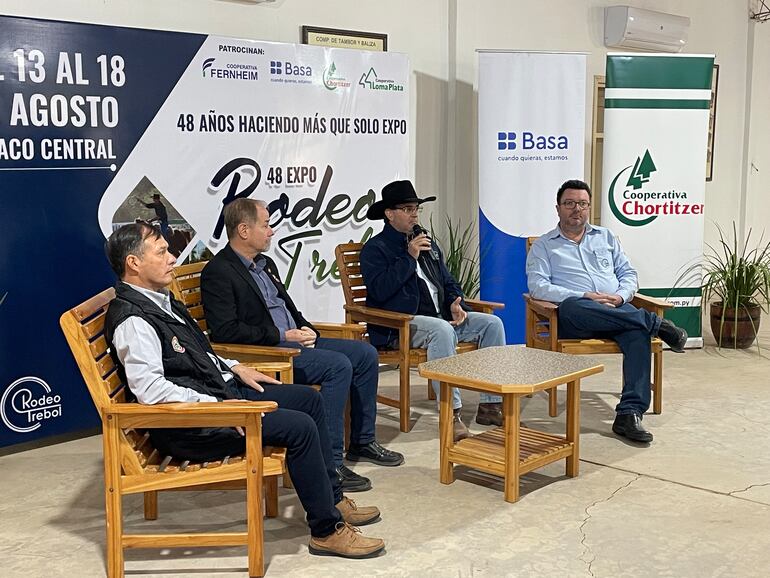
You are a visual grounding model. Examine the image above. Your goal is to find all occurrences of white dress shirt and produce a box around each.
[111,282,239,404]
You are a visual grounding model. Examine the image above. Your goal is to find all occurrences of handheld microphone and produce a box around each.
[411,225,439,261]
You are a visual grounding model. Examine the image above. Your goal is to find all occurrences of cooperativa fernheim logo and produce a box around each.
[607,149,704,227]
[202,57,259,81]
[1,376,62,433]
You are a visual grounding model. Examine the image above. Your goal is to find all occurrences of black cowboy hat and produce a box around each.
[366,180,436,220]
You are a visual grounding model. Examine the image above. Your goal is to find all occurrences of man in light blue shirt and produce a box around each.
[526,179,687,443]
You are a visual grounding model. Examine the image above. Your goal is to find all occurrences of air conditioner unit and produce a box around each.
[604,6,690,53]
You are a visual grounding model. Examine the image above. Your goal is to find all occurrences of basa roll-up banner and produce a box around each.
[601,53,714,346]
[0,15,409,449]
[478,51,586,343]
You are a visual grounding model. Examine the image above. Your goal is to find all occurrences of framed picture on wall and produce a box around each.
[301,26,387,51]
[706,64,719,182]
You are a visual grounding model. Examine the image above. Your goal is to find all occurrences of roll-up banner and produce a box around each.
[478,51,587,343]
[0,14,409,449]
[601,53,714,346]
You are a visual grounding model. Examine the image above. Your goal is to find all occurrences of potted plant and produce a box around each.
[677,222,770,349]
[430,216,481,298]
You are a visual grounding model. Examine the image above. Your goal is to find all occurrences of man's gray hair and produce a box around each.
[224,198,268,239]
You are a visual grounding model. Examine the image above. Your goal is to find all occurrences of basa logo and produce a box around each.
[1,376,62,433]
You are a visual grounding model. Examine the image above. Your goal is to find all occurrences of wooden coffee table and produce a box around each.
[419,345,604,502]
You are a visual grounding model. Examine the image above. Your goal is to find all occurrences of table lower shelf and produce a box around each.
[446,427,574,477]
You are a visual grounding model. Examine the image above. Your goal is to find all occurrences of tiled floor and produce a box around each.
[2,328,769,577]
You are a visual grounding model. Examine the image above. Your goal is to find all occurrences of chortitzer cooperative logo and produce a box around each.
[202,57,259,81]
[608,148,704,227]
[1,376,62,433]
[358,68,404,92]
[323,62,351,91]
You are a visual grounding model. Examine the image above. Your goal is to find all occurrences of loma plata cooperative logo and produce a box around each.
[202,57,258,81]
[358,67,404,92]
[1,376,62,434]
[607,149,704,227]
[323,62,351,90]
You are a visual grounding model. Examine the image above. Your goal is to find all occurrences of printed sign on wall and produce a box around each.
[0,15,409,449]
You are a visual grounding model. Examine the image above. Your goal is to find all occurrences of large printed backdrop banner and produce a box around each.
[477,51,586,343]
[0,15,409,449]
[601,53,714,343]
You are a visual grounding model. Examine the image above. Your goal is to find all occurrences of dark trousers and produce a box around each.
[557,297,662,416]
[149,382,343,537]
[281,337,378,466]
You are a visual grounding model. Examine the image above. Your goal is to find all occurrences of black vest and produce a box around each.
[104,282,237,401]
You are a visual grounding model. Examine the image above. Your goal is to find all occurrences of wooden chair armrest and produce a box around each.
[108,401,278,429]
[465,298,505,313]
[523,293,559,318]
[344,304,413,329]
[211,343,301,361]
[312,322,367,340]
[631,294,674,313]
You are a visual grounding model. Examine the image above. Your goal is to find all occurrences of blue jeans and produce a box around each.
[557,297,662,416]
[282,337,378,467]
[409,311,505,409]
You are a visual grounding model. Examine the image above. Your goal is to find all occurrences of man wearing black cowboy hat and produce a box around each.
[360,180,506,441]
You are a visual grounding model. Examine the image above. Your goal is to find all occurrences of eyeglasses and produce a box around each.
[392,205,423,215]
[560,200,591,210]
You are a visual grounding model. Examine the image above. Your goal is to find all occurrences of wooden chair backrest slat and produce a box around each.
[60,288,120,414]
[335,243,366,307]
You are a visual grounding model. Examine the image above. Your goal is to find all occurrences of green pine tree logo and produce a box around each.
[626,149,657,190]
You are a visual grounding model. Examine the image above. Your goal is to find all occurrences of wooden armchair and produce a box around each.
[60,288,289,578]
[523,237,672,416]
[335,242,504,433]
[170,261,363,444]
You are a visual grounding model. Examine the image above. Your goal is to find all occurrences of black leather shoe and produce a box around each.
[475,403,503,426]
[657,318,688,353]
[612,413,653,443]
[346,441,404,467]
[336,465,371,492]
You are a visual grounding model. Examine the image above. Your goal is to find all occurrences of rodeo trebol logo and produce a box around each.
[1,376,62,433]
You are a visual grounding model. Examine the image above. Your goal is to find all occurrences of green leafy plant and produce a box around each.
[675,222,770,348]
[430,215,481,298]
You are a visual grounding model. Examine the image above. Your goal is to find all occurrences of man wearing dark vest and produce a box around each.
[103,222,385,559]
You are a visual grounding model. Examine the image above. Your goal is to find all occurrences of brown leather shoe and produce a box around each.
[453,408,469,442]
[336,496,380,526]
[475,403,503,426]
[308,522,385,559]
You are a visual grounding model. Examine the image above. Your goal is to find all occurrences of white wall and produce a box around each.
[2,0,766,247]
[745,20,770,241]
[454,0,759,248]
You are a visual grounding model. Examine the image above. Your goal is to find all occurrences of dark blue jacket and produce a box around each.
[360,222,469,348]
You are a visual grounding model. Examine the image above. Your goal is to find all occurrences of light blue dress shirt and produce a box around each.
[234,251,297,340]
[526,224,638,304]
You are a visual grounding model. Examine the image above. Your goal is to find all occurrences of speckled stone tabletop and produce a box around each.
[418,345,604,394]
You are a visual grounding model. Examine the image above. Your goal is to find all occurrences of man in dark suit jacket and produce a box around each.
[201,198,403,493]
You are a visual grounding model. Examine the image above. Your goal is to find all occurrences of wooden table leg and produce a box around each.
[565,378,581,477]
[439,381,454,484]
[503,393,520,502]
